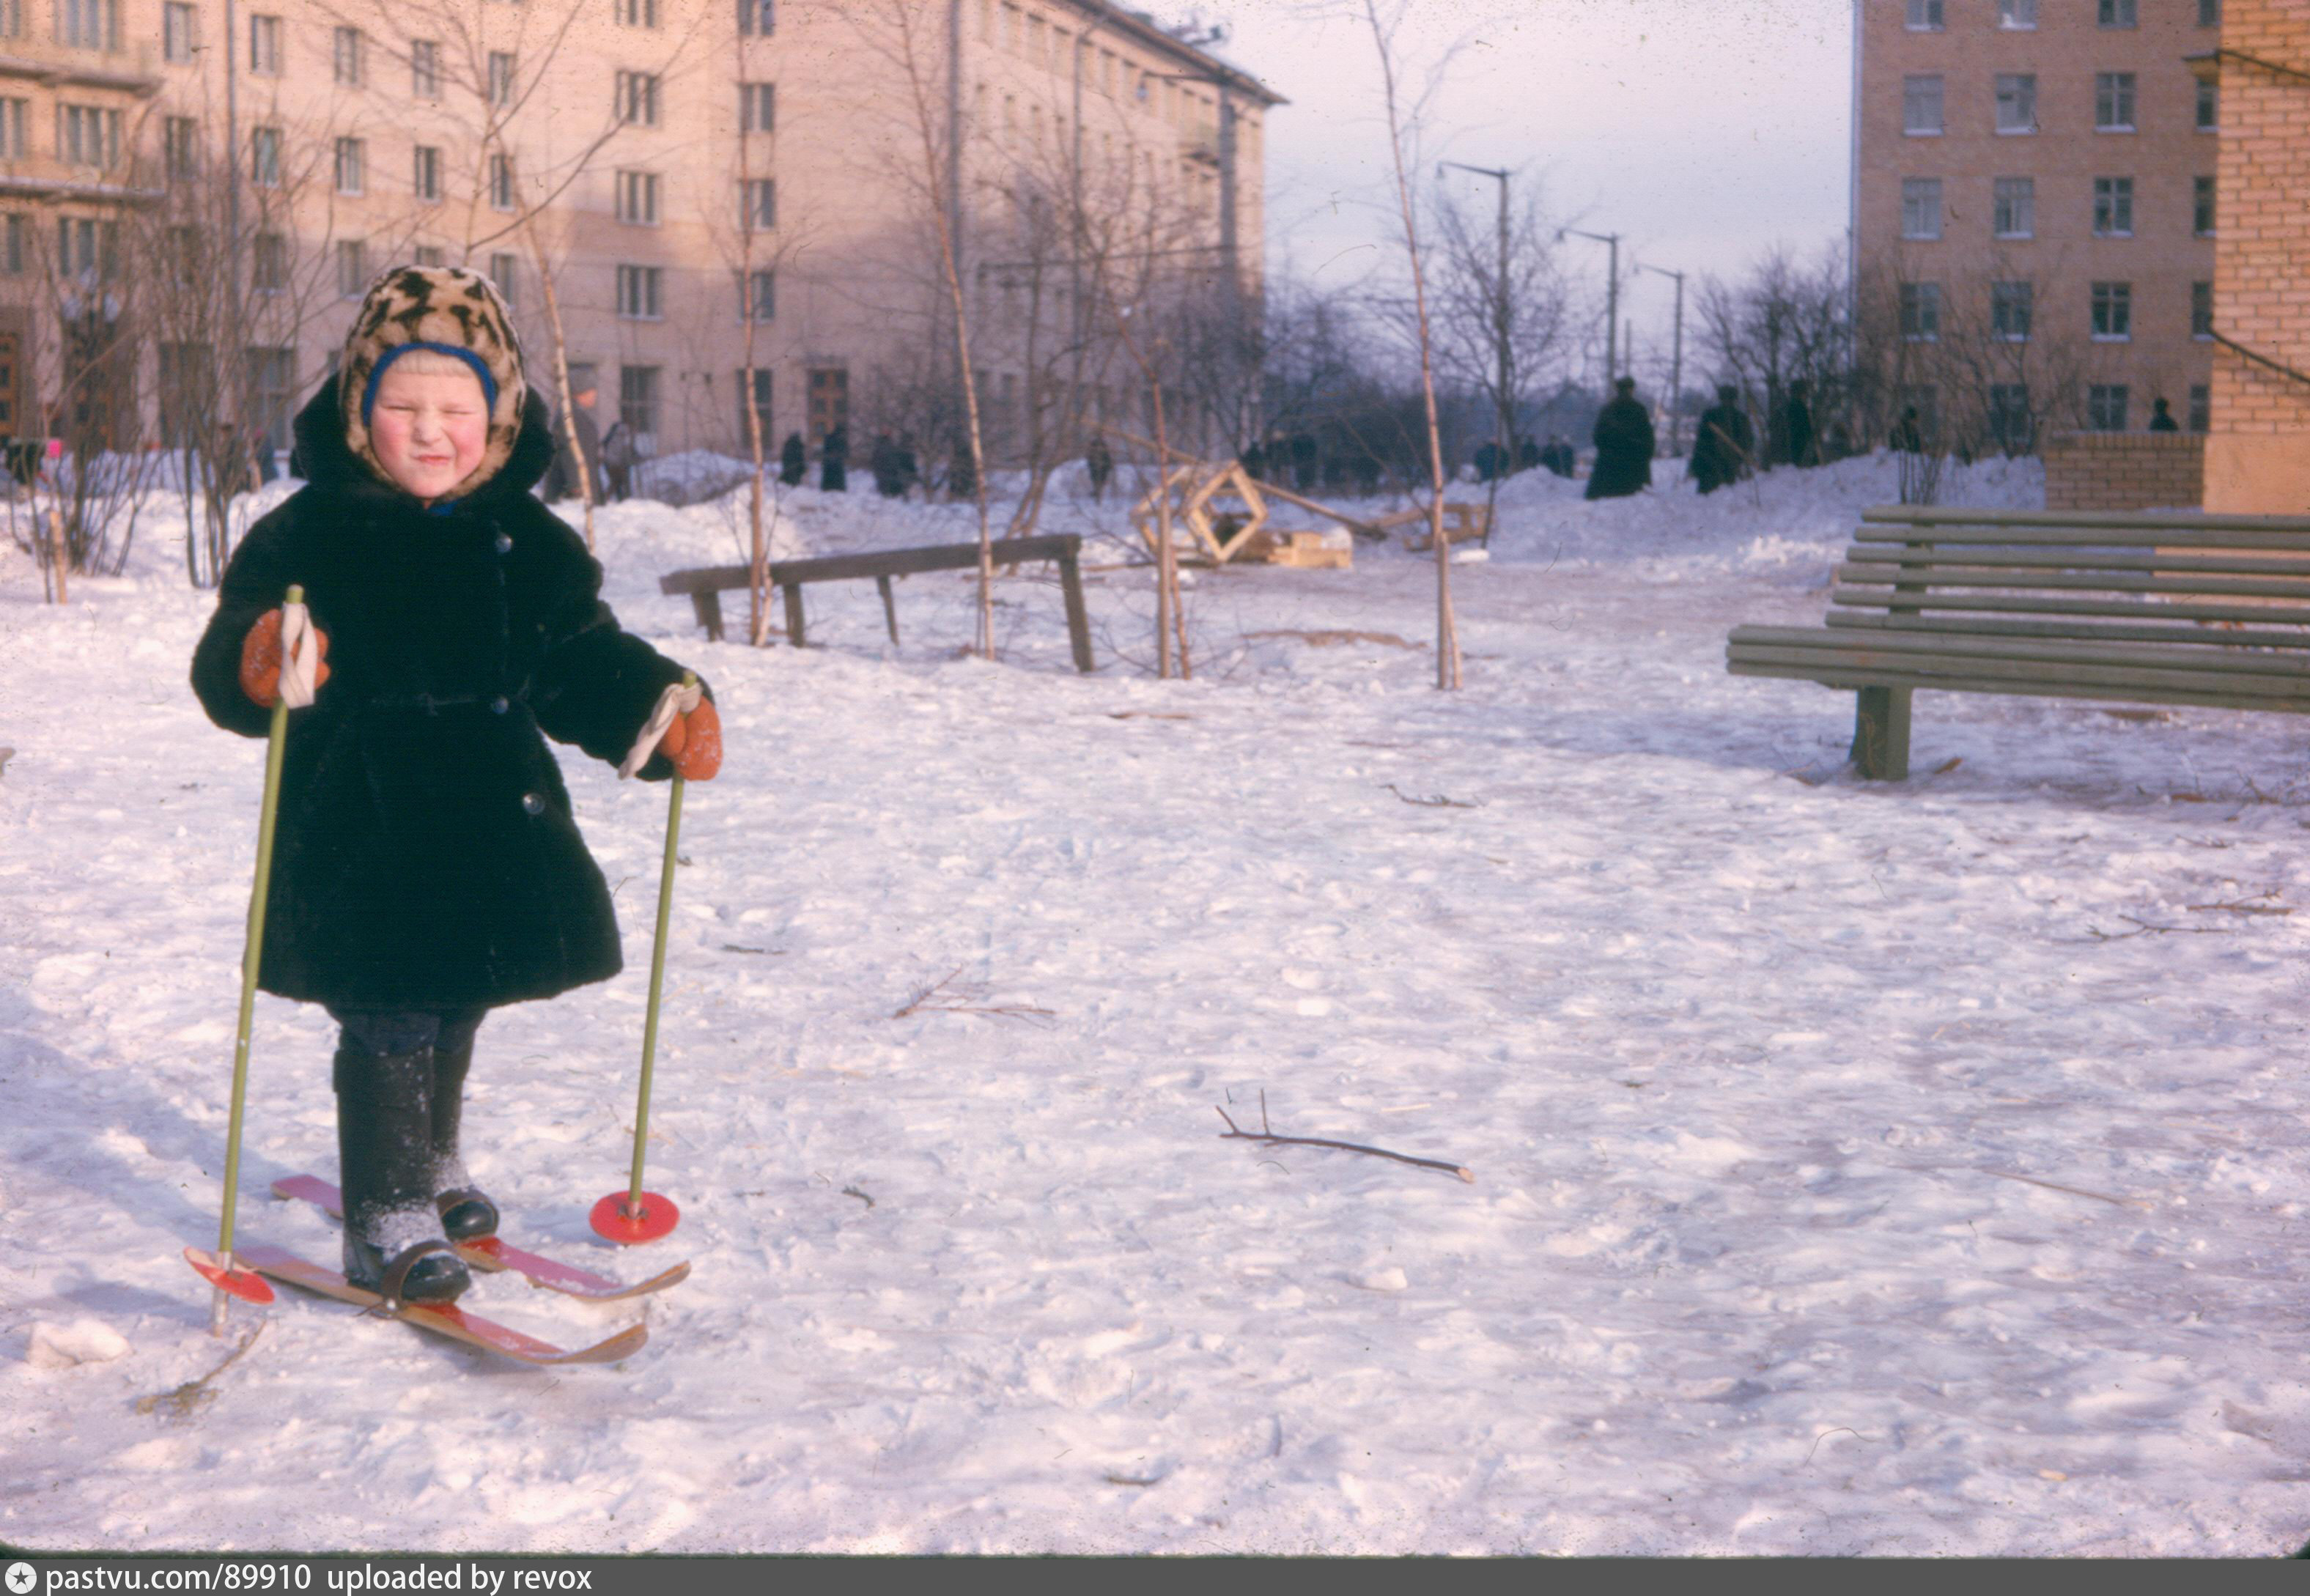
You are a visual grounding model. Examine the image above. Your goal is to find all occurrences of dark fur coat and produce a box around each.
[190,375,710,1011]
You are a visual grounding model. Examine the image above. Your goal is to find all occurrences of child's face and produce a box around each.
[371,363,489,500]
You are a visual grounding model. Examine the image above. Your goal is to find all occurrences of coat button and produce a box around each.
[495,533,514,554]
[490,695,509,714]
[521,792,545,816]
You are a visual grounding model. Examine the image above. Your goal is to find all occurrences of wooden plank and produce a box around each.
[1828,590,2310,627]
[1727,645,2310,703]
[1859,506,2310,533]
[1837,567,2310,602]
[1825,610,2310,650]
[1728,660,2310,715]
[1839,547,2310,577]
[659,533,1086,597]
[1853,525,2310,550]
[1729,624,2310,676]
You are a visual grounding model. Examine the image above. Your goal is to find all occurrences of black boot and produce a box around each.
[334,1041,472,1305]
[429,1030,499,1243]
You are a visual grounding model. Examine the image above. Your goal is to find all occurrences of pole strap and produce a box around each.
[278,602,320,709]
[619,679,704,779]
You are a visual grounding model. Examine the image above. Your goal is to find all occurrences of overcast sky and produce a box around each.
[1182,0,1853,383]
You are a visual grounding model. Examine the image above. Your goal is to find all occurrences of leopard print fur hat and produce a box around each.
[339,264,528,500]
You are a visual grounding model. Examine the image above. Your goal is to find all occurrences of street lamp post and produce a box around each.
[1558,226,1620,391]
[1439,160,1511,485]
[1636,262,1685,456]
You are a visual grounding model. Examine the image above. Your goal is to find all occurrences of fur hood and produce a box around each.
[335,265,531,501]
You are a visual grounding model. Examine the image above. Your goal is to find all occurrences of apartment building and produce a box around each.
[1854,0,2224,449]
[0,0,1275,464]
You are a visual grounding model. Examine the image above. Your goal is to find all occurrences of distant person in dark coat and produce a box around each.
[1517,435,1542,475]
[1584,377,1655,500]
[820,424,849,492]
[2148,396,2180,432]
[1689,385,1752,496]
[599,420,634,501]
[542,382,602,503]
[1239,437,1266,484]
[1354,451,1381,496]
[1085,432,1114,500]
[1543,435,1576,478]
[1474,439,1503,483]
[896,433,920,497]
[870,431,906,498]
[1891,406,1924,454]
[1290,432,1318,492]
[948,432,977,500]
[1782,380,1819,468]
[779,430,807,487]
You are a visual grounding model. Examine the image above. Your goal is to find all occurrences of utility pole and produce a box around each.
[1440,160,1511,488]
[1636,262,1686,455]
[1560,226,1620,389]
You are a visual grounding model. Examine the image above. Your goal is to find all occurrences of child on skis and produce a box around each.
[190,265,721,1305]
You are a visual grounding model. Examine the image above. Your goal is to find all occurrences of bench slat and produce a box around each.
[1854,525,2310,550]
[1860,506,2310,533]
[1837,566,2310,602]
[1825,611,2310,650]
[1840,547,2310,577]
[1730,625,2310,679]
[1829,590,2310,627]
[1729,658,2310,714]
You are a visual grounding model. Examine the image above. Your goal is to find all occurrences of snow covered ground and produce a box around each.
[5,452,2310,1556]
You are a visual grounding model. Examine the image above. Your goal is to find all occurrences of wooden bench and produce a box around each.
[660,532,1096,673]
[1726,506,2310,780]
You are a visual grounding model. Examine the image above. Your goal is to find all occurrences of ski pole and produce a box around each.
[593,672,699,1244]
[187,585,315,1329]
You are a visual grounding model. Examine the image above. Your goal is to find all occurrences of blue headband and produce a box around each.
[360,341,499,426]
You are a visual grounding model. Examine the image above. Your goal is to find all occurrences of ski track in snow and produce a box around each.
[4,454,2310,1554]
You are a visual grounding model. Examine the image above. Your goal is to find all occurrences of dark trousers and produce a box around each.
[325,1006,489,1227]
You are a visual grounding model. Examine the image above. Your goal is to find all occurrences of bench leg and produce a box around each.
[875,574,900,644]
[1851,686,1912,781]
[1059,553,1095,673]
[782,583,807,649]
[693,591,724,643]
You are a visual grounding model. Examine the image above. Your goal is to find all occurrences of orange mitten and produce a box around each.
[238,608,331,707]
[660,698,721,780]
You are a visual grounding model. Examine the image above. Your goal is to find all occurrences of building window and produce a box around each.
[1992,176,2034,238]
[2188,383,2210,432]
[2194,79,2218,131]
[1900,281,1941,342]
[337,239,366,298]
[616,170,660,225]
[616,265,663,319]
[246,346,295,454]
[2195,175,2216,235]
[163,1,195,62]
[740,178,775,231]
[163,114,198,180]
[2098,0,2136,25]
[1988,384,2032,450]
[1900,178,1941,240]
[2095,73,2135,131]
[56,104,119,168]
[490,152,516,211]
[1903,75,1944,136]
[411,39,439,97]
[739,267,775,322]
[2092,177,2133,236]
[334,136,364,195]
[488,51,515,107]
[56,0,116,51]
[0,99,26,158]
[2192,280,2214,339]
[56,217,117,279]
[251,125,281,186]
[738,0,773,34]
[619,364,659,442]
[333,26,361,86]
[617,70,660,125]
[247,11,278,73]
[1991,280,2032,341]
[1905,0,1942,27]
[413,144,440,202]
[2090,281,2132,340]
[0,0,17,38]
[737,366,772,442]
[1996,74,2037,133]
[2199,0,2221,23]
[161,226,202,287]
[488,251,519,306]
[252,230,286,292]
[1999,0,2036,26]
[741,81,774,133]
[618,0,657,23]
[2087,384,2129,432]
[413,245,443,268]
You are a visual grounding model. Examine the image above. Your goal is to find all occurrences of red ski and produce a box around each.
[272,1175,691,1301]
[235,1243,648,1367]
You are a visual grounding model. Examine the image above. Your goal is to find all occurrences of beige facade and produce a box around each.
[1855,0,2223,448]
[0,0,1274,463]
[2201,0,2310,511]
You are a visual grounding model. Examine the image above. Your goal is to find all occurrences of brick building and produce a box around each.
[1853,0,2224,453]
[0,0,1275,466]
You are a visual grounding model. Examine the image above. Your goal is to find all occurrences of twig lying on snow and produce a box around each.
[1216,1090,1473,1183]
[1383,783,1481,809]
[2185,896,2292,916]
[892,966,1057,1024]
[136,1323,265,1419]
[2085,915,2239,942]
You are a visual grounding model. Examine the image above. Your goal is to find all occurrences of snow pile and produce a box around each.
[23,1319,133,1370]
